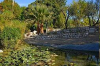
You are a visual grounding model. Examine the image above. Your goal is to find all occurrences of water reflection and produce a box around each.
[53,50,99,66]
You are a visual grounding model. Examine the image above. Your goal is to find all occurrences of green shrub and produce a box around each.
[0,10,14,20]
[0,27,21,49]
[11,20,27,38]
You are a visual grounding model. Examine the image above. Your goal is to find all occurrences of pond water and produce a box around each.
[33,43,99,66]
[0,45,99,66]
[49,49,100,66]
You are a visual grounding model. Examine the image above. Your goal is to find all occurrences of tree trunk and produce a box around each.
[65,11,69,29]
[61,10,69,29]
[88,15,91,26]
[37,22,40,35]
[40,23,44,34]
[92,16,95,25]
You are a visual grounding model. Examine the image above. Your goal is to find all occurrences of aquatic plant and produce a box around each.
[0,46,55,66]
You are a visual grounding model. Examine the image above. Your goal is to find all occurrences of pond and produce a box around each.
[35,45,100,66]
[51,49,99,66]
[0,45,99,66]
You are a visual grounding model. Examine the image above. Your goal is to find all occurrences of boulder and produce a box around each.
[33,30,37,36]
[24,32,33,38]
[0,50,3,53]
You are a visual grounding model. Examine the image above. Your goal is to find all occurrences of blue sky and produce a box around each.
[0,0,91,7]
[0,0,35,6]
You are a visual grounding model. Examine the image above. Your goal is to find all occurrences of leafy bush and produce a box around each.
[0,19,27,49]
[0,10,14,20]
[0,46,53,66]
[11,20,27,38]
[0,27,21,49]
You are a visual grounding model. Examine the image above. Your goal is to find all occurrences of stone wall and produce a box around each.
[25,26,98,40]
[35,27,91,40]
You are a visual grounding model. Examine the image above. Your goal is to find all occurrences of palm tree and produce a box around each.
[32,4,51,34]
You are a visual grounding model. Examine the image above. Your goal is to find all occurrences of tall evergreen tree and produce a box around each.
[0,0,21,19]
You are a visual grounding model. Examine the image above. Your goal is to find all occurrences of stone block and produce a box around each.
[89,28,96,33]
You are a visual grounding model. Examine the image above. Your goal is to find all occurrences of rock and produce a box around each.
[24,32,33,38]
[89,28,96,33]
[29,32,33,36]
[0,50,3,53]
[33,30,37,36]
